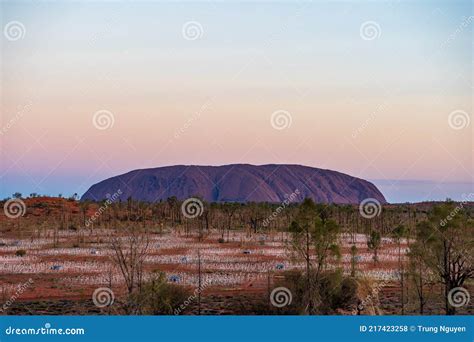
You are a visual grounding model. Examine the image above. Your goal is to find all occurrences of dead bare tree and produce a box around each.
[110,226,150,312]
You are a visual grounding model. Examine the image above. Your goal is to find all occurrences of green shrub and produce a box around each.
[131,272,191,315]
[274,269,358,315]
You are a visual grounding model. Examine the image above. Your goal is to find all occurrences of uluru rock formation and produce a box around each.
[81,164,386,204]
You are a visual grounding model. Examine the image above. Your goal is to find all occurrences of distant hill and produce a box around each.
[81,164,387,204]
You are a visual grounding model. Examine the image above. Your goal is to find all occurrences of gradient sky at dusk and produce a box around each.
[1,1,472,202]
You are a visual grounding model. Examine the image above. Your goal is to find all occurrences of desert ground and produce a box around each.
[1,197,472,315]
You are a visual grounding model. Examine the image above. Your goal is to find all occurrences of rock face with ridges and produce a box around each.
[81,164,386,204]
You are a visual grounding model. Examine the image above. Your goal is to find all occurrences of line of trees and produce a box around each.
[2,194,472,315]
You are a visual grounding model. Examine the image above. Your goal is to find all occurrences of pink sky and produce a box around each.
[1,1,472,199]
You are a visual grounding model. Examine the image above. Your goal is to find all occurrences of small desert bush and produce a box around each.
[130,272,191,315]
[274,269,358,315]
[31,202,47,209]
[15,249,27,257]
